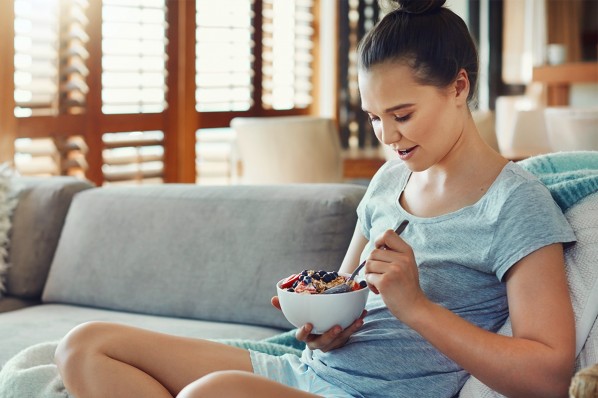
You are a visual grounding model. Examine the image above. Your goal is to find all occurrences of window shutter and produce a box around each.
[100,0,168,185]
[261,0,315,110]
[102,131,164,185]
[13,0,60,117]
[14,138,60,176]
[195,128,237,185]
[60,0,90,115]
[13,0,90,177]
[101,0,168,114]
[14,135,88,177]
[14,0,89,117]
[195,0,254,112]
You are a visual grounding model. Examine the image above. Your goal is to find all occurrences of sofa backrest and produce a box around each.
[42,183,366,330]
[6,177,93,299]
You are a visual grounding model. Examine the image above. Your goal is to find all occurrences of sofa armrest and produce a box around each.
[4,177,93,300]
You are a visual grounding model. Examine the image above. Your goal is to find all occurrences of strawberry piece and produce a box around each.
[280,274,300,289]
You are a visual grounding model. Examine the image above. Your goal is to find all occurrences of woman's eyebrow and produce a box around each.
[361,103,414,114]
[384,103,414,113]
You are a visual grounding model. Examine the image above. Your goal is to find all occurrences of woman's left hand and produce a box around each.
[365,229,428,324]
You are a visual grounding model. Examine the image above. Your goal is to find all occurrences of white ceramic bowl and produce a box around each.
[276,273,369,334]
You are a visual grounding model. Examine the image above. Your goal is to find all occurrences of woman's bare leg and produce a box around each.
[177,370,321,398]
[55,321,254,398]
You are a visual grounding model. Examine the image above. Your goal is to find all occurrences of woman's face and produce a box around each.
[358,61,468,172]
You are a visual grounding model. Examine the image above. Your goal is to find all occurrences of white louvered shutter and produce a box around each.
[101,0,168,114]
[195,0,254,112]
[261,0,315,110]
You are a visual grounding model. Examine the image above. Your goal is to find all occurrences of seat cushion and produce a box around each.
[0,304,286,368]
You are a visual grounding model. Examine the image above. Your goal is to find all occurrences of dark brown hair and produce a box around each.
[358,0,479,102]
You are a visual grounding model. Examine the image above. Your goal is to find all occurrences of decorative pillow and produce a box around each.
[0,164,19,297]
[460,192,598,397]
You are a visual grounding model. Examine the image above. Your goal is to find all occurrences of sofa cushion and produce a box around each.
[42,184,366,330]
[0,303,285,368]
[6,177,93,299]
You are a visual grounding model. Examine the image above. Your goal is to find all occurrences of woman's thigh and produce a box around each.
[61,321,253,395]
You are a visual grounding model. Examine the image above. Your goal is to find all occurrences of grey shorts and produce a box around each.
[249,350,354,398]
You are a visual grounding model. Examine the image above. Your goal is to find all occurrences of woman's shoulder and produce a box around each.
[487,162,572,238]
[492,161,552,199]
[479,161,560,222]
[502,161,541,182]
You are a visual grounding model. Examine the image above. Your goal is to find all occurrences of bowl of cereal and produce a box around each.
[276,269,369,334]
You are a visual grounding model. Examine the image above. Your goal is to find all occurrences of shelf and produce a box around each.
[532,62,598,106]
[343,157,386,180]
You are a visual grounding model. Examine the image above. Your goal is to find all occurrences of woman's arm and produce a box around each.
[368,231,575,398]
[339,222,369,275]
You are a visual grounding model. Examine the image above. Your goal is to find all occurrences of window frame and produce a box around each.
[0,0,321,185]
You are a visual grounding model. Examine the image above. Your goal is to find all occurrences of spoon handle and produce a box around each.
[348,219,409,282]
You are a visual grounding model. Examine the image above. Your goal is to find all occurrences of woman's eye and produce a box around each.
[368,115,380,123]
[394,114,411,122]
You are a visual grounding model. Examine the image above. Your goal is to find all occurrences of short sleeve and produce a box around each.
[490,180,576,281]
[356,160,401,241]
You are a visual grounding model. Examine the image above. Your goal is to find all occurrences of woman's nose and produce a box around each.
[380,119,401,145]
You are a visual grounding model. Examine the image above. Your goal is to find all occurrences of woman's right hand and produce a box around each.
[271,296,366,352]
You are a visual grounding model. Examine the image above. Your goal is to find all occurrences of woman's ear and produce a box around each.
[453,69,470,104]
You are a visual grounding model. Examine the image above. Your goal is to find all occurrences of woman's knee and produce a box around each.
[55,321,118,380]
[177,370,253,398]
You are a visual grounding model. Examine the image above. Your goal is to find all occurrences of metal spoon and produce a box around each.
[323,220,410,294]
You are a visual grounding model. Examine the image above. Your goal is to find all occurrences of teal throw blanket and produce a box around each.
[519,151,598,212]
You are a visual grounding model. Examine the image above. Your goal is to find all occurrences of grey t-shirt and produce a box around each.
[302,160,576,397]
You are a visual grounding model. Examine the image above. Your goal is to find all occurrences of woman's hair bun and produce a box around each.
[381,0,446,14]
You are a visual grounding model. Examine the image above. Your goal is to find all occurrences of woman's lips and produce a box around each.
[397,145,417,160]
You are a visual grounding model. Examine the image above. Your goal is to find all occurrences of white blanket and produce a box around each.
[0,341,71,398]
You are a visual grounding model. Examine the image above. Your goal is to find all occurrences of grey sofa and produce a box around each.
[1,166,597,397]
[0,177,365,366]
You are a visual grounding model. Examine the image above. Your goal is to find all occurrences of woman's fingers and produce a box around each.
[296,323,315,342]
[303,324,342,350]
[374,228,413,254]
[299,310,367,352]
[321,311,367,351]
[270,296,281,310]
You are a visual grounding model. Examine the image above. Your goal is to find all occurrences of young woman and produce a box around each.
[55,1,576,397]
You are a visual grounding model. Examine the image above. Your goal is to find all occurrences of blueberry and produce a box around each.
[301,270,309,276]
[359,280,367,288]
[287,288,294,292]
[322,274,333,283]
[304,276,312,284]
[312,273,320,280]
[293,280,299,287]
